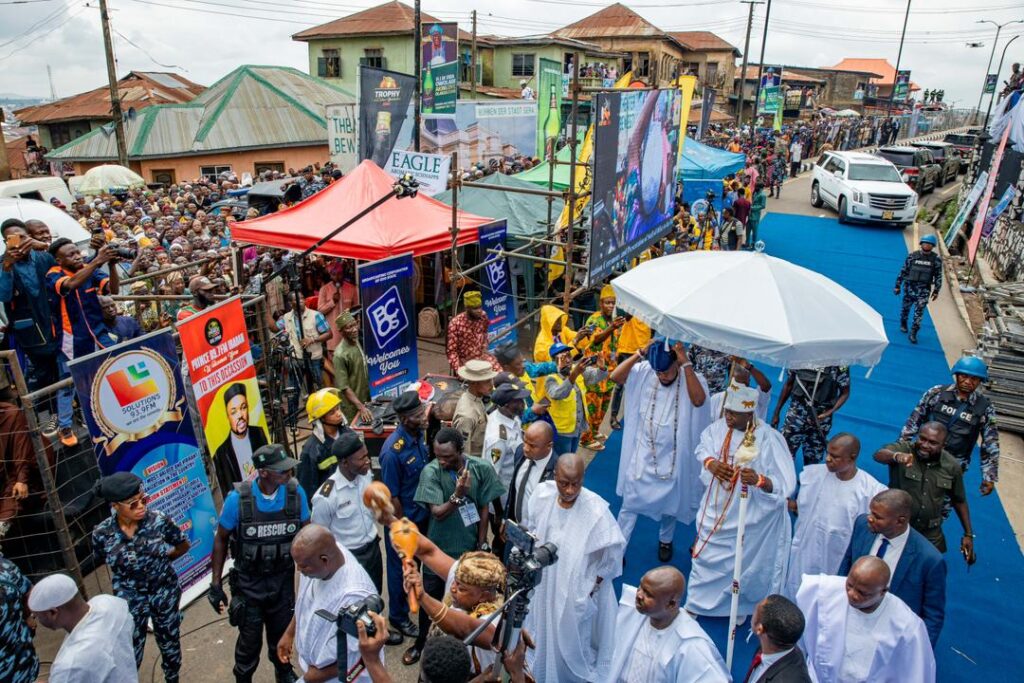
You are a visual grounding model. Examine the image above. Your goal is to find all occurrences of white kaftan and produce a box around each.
[523,482,625,683]
[797,574,935,683]
[604,585,729,683]
[686,418,796,617]
[49,594,137,683]
[784,465,885,599]
[294,543,379,683]
[616,361,710,525]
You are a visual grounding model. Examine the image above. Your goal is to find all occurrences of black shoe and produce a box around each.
[402,645,423,666]
[274,669,297,683]
[385,628,404,646]
[392,619,419,638]
[658,542,673,562]
[610,416,623,431]
[900,322,908,333]
[909,330,918,344]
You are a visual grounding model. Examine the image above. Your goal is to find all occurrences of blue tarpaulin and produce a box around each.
[679,136,746,180]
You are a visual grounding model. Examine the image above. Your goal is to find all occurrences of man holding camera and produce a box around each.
[535,341,607,455]
[277,525,378,683]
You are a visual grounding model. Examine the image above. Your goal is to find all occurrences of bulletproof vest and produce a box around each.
[906,251,939,284]
[791,368,838,407]
[926,389,989,458]
[230,479,302,575]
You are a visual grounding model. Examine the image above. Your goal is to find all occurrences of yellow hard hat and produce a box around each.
[306,388,342,421]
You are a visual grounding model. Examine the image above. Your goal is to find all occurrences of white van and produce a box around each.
[0,197,90,257]
[0,177,76,208]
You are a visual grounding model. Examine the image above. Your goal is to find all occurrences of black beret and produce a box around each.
[94,472,143,503]
[391,390,422,415]
[330,430,366,460]
[494,342,521,365]
[491,382,530,406]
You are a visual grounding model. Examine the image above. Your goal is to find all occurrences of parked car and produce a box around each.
[810,151,917,227]
[911,141,961,185]
[0,176,75,207]
[942,132,980,172]
[875,146,942,194]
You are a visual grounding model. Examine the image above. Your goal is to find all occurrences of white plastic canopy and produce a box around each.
[610,250,888,370]
[75,164,146,195]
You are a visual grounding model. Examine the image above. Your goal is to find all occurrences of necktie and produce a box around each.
[515,460,536,522]
[877,537,891,559]
[743,651,763,683]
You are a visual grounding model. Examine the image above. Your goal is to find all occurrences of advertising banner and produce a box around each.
[674,75,697,177]
[969,124,1011,263]
[421,21,458,117]
[697,88,715,140]
[68,330,216,598]
[358,253,418,398]
[359,66,416,168]
[421,100,537,167]
[984,74,998,94]
[537,58,564,158]
[326,103,360,174]
[945,171,988,246]
[590,88,682,282]
[981,184,1017,239]
[477,220,516,349]
[894,70,911,100]
[177,297,270,493]
[758,66,783,114]
[383,149,451,195]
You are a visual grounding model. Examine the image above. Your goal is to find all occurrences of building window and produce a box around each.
[706,62,719,83]
[199,165,232,181]
[318,49,341,78]
[361,48,385,69]
[636,52,650,78]
[152,169,176,186]
[623,55,633,73]
[255,161,285,174]
[49,124,72,147]
[511,53,535,77]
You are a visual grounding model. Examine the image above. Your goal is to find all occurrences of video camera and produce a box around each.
[504,521,558,595]
[705,187,717,202]
[315,594,384,682]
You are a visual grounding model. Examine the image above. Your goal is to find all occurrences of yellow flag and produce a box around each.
[674,75,697,161]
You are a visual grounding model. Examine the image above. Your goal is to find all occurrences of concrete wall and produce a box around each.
[305,35,415,94]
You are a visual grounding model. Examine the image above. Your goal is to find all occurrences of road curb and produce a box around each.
[798,126,972,174]
[935,220,977,343]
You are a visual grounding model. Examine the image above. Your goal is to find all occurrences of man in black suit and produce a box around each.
[838,488,947,646]
[504,421,557,527]
[212,382,269,491]
[746,594,812,683]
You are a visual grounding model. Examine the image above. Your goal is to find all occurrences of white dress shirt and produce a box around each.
[868,525,910,583]
[311,471,378,550]
[750,647,793,683]
[513,451,552,515]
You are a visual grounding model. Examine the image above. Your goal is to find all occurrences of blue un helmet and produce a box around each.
[951,356,988,381]
[549,341,573,359]
[920,234,938,247]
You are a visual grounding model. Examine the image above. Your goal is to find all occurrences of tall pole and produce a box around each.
[449,150,459,318]
[562,52,580,313]
[471,10,477,98]
[752,0,773,124]
[975,24,1002,126]
[98,0,128,166]
[886,0,912,118]
[413,0,421,152]
[985,34,1022,128]
[736,1,762,129]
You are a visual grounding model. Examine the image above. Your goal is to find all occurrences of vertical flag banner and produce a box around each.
[537,58,564,158]
[982,184,1017,239]
[590,88,683,282]
[945,171,988,246]
[69,330,217,598]
[177,297,270,492]
[421,22,458,117]
[359,66,416,168]
[697,88,716,140]
[758,66,783,114]
[358,253,419,397]
[326,103,360,174]
[984,74,998,94]
[894,70,911,100]
[969,124,1011,263]
[674,75,697,177]
[477,220,517,349]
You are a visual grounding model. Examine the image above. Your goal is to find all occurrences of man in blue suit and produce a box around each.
[838,488,946,646]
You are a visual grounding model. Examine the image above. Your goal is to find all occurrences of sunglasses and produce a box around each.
[117,495,148,509]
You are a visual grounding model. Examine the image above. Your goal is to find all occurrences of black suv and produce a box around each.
[911,141,961,185]
[942,132,980,172]
[875,146,941,194]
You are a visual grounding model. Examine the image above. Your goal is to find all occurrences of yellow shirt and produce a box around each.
[617,318,652,355]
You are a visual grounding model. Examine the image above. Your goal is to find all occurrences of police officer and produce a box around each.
[92,473,190,682]
[687,344,733,393]
[894,234,942,344]
[875,421,977,562]
[378,390,429,641]
[452,359,496,458]
[209,444,310,683]
[482,380,529,491]
[0,552,38,683]
[771,365,851,465]
[296,388,350,504]
[901,355,999,496]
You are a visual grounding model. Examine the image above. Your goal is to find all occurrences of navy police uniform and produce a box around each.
[778,366,851,465]
[0,556,38,683]
[895,248,942,338]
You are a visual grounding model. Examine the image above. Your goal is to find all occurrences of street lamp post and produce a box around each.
[886,0,912,117]
[974,19,1024,126]
[985,33,1022,128]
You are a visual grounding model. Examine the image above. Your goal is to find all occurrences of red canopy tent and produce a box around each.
[230,160,498,260]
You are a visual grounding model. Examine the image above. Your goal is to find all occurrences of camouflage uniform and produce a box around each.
[0,557,38,683]
[92,509,186,682]
[780,366,851,465]
[895,249,942,334]
[687,345,732,394]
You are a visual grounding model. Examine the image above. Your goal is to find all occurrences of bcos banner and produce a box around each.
[360,66,416,168]
[537,58,563,158]
[477,220,516,349]
[68,330,217,596]
[177,297,270,493]
[590,88,682,282]
[358,253,419,397]
[421,22,458,117]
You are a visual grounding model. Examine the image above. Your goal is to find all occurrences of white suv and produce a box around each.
[810,151,917,227]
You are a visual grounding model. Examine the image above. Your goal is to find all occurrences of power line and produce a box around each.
[0,4,87,61]
[124,0,315,24]
[0,1,69,49]
[113,27,187,70]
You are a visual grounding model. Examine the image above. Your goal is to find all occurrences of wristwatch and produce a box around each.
[478,541,492,553]
[448,493,465,506]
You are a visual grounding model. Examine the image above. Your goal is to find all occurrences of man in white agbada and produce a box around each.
[522,453,625,683]
[687,386,796,617]
[605,566,729,683]
[797,556,936,683]
[784,433,885,599]
[708,358,772,421]
[30,573,138,683]
[278,525,378,683]
[611,338,709,562]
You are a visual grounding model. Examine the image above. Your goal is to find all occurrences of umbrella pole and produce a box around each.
[725,483,750,671]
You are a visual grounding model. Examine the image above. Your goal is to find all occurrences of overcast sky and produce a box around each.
[1,0,1022,111]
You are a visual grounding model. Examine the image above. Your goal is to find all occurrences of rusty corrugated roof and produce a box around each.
[554,3,666,40]
[825,58,918,90]
[292,0,474,42]
[669,31,740,56]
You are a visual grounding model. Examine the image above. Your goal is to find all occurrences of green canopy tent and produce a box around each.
[516,144,574,191]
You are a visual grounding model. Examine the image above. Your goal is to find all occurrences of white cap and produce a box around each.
[723,386,760,413]
[28,573,79,612]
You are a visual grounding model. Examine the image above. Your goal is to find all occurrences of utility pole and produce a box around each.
[975,19,1024,126]
[471,10,477,98]
[736,0,763,129]
[413,0,421,151]
[98,0,128,166]
[985,34,1022,128]
[752,0,773,123]
[886,0,912,118]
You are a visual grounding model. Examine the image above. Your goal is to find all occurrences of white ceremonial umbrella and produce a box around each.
[610,250,888,370]
[76,164,146,195]
[834,108,862,117]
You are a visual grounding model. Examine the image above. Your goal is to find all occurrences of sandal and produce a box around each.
[583,440,605,451]
[610,417,622,431]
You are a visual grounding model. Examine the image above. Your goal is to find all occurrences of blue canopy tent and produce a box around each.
[679,136,746,180]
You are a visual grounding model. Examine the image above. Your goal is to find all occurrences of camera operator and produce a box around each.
[276,525,377,683]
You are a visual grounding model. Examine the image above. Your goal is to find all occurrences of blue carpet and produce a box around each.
[587,213,1023,681]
